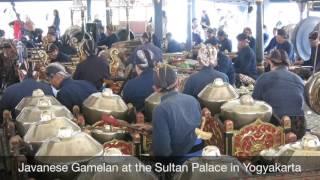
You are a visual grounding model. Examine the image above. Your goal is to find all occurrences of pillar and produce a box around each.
[256,0,264,64]
[186,0,193,51]
[154,0,163,49]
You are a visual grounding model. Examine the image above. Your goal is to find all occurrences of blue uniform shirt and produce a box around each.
[265,37,277,53]
[183,66,229,98]
[252,66,304,117]
[0,78,53,122]
[249,36,256,52]
[73,55,110,90]
[193,33,202,45]
[167,40,182,53]
[304,46,320,71]
[216,52,235,85]
[129,43,163,63]
[56,78,97,110]
[152,91,201,156]
[219,38,232,53]
[276,41,294,62]
[234,46,258,79]
[205,37,219,46]
[97,33,119,49]
[51,52,71,63]
[122,68,154,112]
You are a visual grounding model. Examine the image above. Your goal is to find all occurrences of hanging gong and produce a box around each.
[305,72,320,114]
[292,17,320,61]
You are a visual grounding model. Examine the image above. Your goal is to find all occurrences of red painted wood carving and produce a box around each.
[233,119,284,157]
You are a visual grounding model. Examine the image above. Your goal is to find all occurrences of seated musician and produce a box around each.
[243,27,256,51]
[46,62,97,110]
[183,45,229,98]
[73,39,110,90]
[0,62,53,122]
[165,33,182,53]
[217,30,232,53]
[148,65,202,157]
[97,25,119,49]
[122,50,155,114]
[265,27,278,53]
[46,43,71,63]
[204,28,219,46]
[234,33,258,86]
[252,49,305,139]
[296,31,320,72]
[129,32,163,64]
[275,29,294,63]
[47,32,77,55]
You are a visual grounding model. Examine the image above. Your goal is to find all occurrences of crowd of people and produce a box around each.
[0,8,318,160]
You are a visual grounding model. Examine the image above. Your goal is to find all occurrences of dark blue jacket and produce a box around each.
[183,66,229,98]
[249,36,256,52]
[216,52,235,85]
[193,32,202,45]
[304,46,320,71]
[276,41,294,62]
[53,16,60,31]
[73,55,110,90]
[122,68,154,112]
[264,33,269,45]
[51,52,71,63]
[265,37,277,53]
[205,37,219,46]
[167,40,182,53]
[219,38,232,53]
[252,66,304,117]
[56,78,97,110]
[152,91,201,156]
[234,46,258,79]
[152,34,162,48]
[130,43,163,63]
[0,78,53,122]
[97,33,119,49]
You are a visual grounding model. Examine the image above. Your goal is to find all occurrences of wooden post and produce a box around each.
[186,0,193,50]
[256,0,264,64]
[154,0,163,49]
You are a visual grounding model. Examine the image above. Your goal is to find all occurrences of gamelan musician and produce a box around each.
[252,49,305,139]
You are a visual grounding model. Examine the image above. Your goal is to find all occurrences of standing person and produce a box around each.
[24,16,35,39]
[183,45,229,98]
[234,33,258,86]
[122,50,155,113]
[9,14,24,40]
[265,28,278,53]
[52,10,60,36]
[73,39,110,90]
[243,27,256,51]
[201,10,210,29]
[252,49,305,139]
[46,62,97,110]
[217,30,232,53]
[275,29,294,63]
